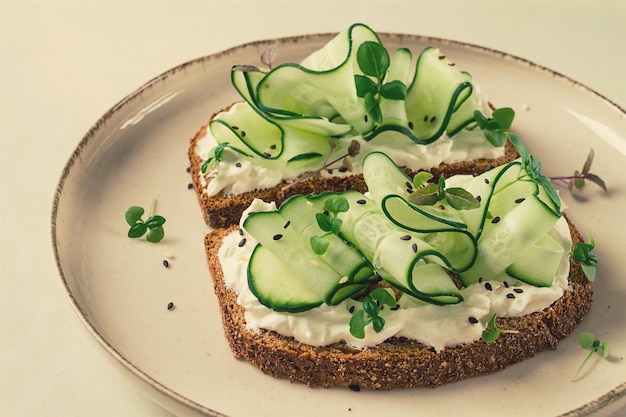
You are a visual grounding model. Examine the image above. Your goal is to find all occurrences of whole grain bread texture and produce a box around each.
[188,111,520,229]
[204,217,593,390]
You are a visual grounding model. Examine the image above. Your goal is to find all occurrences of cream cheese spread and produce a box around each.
[218,199,572,352]
[195,103,505,197]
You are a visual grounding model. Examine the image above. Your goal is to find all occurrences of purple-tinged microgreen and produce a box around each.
[125,201,166,243]
[549,148,608,194]
[481,313,519,343]
[310,195,350,255]
[572,331,609,381]
[281,139,361,193]
[354,41,408,124]
[572,233,599,281]
[409,174,481,210]
[349,288,397,338]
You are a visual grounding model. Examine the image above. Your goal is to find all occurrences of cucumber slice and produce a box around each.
[505,233,564,287]
[248,244,323,312]
[337,191,463,304]
[243,196,375,309]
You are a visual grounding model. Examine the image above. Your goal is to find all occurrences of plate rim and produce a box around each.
[50,29,626,417]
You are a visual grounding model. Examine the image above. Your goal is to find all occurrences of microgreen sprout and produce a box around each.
[310,195,350,255]
[349,288,397,339]
[354,41,407,124]
[572,233,599,281]
[549,148,608,194]
[281,139,361,193]
[125,201,166,243]
[408,172,481,210]
[572,331,609,381]
[481,313,519,343]
[201,142,251,174]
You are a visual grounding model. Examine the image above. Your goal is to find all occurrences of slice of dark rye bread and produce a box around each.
[188,113,520,229]
[204,218,593,390]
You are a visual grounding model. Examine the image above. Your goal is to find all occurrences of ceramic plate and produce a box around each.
[52,31,626,417]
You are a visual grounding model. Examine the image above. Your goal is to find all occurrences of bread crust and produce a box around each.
[188,113,520,229]
[204,218,593,390]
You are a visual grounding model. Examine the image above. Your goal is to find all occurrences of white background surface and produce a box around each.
[1,0,625,416]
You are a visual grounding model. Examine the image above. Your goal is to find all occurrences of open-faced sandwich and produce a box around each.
[189,23,594,389]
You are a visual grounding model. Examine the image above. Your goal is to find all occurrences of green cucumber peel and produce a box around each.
[349,288,397,339]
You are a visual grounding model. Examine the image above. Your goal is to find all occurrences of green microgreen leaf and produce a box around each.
[315,212,333,233]
[354,74,378,98]
[310,235,330,255]
[408,183,440,205]
[362,297,379,317]
[349,310,368,339]
[356,41,390,79]
[379,80,407,100]
[573,331,609,381]
[364,92,382,124]
[372,316,386,332]
[412,171,433,189]
[125,202,166,243]
[445,187,481,210]
[370,288,397,308]
[481,313,519,343]
[572,234,598,281]
[324,195,349,215]
[125,206,145,226]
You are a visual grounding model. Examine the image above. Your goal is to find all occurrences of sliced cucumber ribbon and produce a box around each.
[205,23,500,178]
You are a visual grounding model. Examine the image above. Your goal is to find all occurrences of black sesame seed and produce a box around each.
[478,277,483,283]
[232,126,239,130]
[283,220,291,229]
[187,183,193,189]
[235,162,242,168]
[448,62,456,67]
[476,195,482,202]
[468,316,479,324]
[338,167,348,173]
[491,216,501,224]
[239,228,244,235]
[356,199,366,205]
[238,238,247,248]
[513,288,524,294]
[405,181,413,190]
[270,144,277,149]
[429,116,437,123]
[364,115,368,123]
[327,169,334,175]
[186,166,191,173]
[348,384,361,392]
[438,55,446,60]
[503,281,509,288]
[163,259,170,268]
[263,152,271,157]
[273,234,283,241]
[412,243,418,253]
[400,235,411,241]
[515,197,526,204]
[507,293,516,299]
[408,121,414,129]
[484,178,490,184]
[240,130,246,137]
[484,282,493,291]
[167,302,174,310]
[423,115,428,122]
[349,306,355,313]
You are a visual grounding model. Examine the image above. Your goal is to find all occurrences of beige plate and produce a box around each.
[52,31,626,417]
